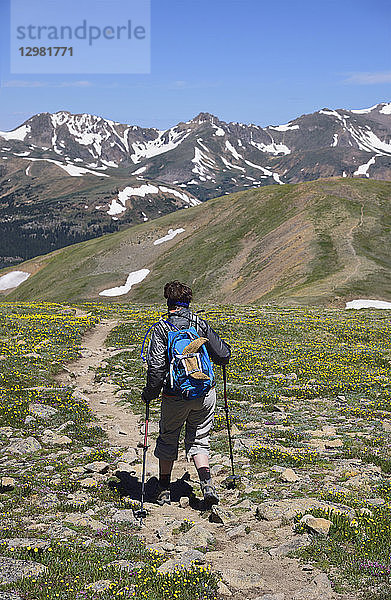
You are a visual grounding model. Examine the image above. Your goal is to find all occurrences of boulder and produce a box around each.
[157,549,205,573]
[300,514,332,535]
[29,403,57,419]
[269,534,312,556]
[0,557,46,584]
[293,573,335,600]
[280,468,299,482]
[0,477,16,491]
[85,580,114,593]
[179,496,190,509]
[180,525,215,548]
[41,429,72,445]
[5,437,41,454]
[83,461,110,474]
[256,498,327,521]
[221,568,265,590]
[324,439,343,449]
[111,509,137,524]
[209,505,235,524]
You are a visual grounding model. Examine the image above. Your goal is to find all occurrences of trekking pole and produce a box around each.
[222,364,239,488]
[135,399,150,524]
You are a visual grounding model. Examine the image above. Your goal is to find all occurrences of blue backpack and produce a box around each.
[141,314,215,400]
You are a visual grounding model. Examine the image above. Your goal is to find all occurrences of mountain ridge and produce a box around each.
[1,102,390,269]
[3,178,390,306]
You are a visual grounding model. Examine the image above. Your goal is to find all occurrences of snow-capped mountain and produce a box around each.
[1,102,390,269]
[1,102,391,200]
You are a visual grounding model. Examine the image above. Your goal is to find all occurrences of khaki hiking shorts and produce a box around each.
[154,387,216,461]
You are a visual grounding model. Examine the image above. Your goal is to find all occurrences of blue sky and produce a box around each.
[0,0,390,131]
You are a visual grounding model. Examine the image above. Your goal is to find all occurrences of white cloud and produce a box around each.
[345,71,391,85]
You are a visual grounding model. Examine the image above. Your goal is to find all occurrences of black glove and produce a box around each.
[141,391,150,404]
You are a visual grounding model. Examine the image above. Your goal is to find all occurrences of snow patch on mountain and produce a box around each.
[225,140,243,161]
[353,155,378,177]
[0,271,30,291]
[21,157,109,177]
[212,124,225,136]
[130,128,190,164]
[99,269,150,297]
[107,198,127,216]
[153,228,185,245]
[332,134,338,147]
[158,186,200,206]
[350,104,379,114]
[222,157,245,172]
[0,124,31,141]
[250,139,291,155]
[379,103,391,115]
[346,299,391,310]
[269,123,299,132]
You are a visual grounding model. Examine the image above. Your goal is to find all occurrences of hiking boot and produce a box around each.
[156,486,171,506]
[200,479,219,509]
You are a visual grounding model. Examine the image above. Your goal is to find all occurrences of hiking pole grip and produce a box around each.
[222,365,236,485]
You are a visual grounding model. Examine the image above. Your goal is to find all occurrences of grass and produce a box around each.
[1,300,391,598]
[0,302,219,600]
[4,178,391,305]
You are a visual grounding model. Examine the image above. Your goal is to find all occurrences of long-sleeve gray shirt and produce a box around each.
[142,307,231,401]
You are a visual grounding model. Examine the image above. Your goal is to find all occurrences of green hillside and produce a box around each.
[2,178,391,305]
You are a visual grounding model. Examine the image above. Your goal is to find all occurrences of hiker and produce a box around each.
[141,280,231,507]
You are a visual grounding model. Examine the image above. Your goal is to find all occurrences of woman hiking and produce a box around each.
[141,280,231,507]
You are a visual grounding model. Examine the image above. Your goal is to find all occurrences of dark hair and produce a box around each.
[164,280,193,305]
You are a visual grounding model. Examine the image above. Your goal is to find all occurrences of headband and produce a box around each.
[167,300,190,308]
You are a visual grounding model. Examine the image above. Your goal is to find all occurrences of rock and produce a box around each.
[66,491,92,507]
[3,538,50,551]
[226,524,247,539]
[108,560,144,572]
[65,513,107,531]
[120,448,138,464]
[210,464,226,476]
[84,461,110,474]
[300,514,332,535]
[80,477,98,488]
[230,424,240,435]
[5,436,42,454]
[85,580,114,592]
[221,568,265,590]
[57,421,74,432]
[280,468,299,482]
[0,477,16,491]
[0,592,23,600]
[269,534,312,556]
[256,498,327,521]
[255,595,285,600]
[179,496,189,509]
[382,420,391,432]
[217,581,232,596]
[111,509,137,524]
[0,557,46,584]
[307,440,326,450]
[180,525,215,548]
[29,403,58,419]
[324,439,343,449]
[293,573,334,600]
[41,429,72,445]
[157,549,205,573]
[209,505,235,524]
[271,465,286,473]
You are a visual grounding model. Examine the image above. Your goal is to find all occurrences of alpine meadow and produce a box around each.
[1,1,391,598]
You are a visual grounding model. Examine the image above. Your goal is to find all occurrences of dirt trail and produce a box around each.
[56,318,350,600]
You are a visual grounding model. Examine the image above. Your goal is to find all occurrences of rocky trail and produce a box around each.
[54,318,354,600]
